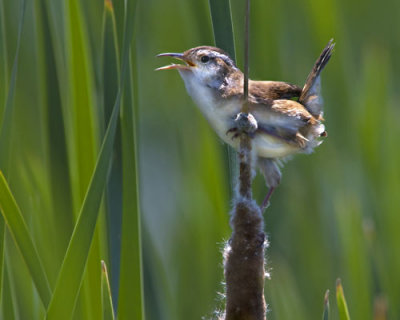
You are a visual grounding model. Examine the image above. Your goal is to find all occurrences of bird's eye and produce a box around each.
[201,55,210,63]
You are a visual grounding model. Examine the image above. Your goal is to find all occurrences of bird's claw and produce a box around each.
[226,127,242,140]
[226,112,258,140]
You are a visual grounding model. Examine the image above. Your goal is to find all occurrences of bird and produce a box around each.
[157,40,334,207]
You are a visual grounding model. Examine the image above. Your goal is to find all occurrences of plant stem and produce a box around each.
[224,139,266,320]
[224,0,267,319]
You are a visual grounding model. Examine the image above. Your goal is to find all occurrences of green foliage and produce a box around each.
[0,172,51,307]
[0,0,142,318]
[101,261,115,320]
[336,279,351,320]
[208,0,236,59]
[0,0,25,174]
[45,57,123,319]
[208,0,238,191]
[322,290,330,320]
[117,2,145,319]
[0,0,399,319]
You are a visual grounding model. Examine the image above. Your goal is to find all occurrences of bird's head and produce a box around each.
[157,46,240,89]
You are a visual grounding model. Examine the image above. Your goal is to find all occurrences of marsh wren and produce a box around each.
[157,40,334,204]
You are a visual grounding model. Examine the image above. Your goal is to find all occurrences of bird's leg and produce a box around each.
[261,186,275,211]
[257,157,282,210]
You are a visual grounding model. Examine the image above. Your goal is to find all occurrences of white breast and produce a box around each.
[179,71,238,140]
[179,71,299,158]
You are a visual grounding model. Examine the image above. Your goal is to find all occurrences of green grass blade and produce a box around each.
[208,0,235,59]
[1,265,16,319]
[0,217,4,303]
[0,171,52,307]
[0,1,27,300]
[0,0,26,172]
[64,0,99,215]
[101,261,115,320]
[0,0,41,312]
[208,0,237,191]
[34,0,74,285]
[101,0,122,303]
[322,290,330,320]
[101,0,120,126]
[0,0,9,104]
[45,88,122,320]
[336,279,351,320]
[64,1,105,318]
[118,56,144,320]
[46,0,136,315]
[117,1,144,318]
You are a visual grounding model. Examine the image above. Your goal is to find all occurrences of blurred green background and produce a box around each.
[0,0,399,319]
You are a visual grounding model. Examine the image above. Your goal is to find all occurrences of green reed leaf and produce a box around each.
[0,171,51,307]
[336,279,351,320]
[101,261,115,320]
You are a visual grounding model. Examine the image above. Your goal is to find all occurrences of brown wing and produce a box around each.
[249,97,316,146]
[249,95,314,123]
[220,78,301,100]
[251,98,321,149]
[250,80,301,100]
[269,99,314,122]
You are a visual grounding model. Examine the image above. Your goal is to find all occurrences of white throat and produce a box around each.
[178,70,240,140]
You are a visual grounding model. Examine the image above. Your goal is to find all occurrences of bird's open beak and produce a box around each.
[156,53,195,71]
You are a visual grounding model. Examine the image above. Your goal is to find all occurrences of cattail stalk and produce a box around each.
[223,0,267,319]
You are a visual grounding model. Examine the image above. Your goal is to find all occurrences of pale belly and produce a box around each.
[182,74,299,158]
[219,121,298,158]
[201,102,299,159]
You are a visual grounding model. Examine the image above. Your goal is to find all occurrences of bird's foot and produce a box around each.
[226,112,258,140]
[295,132,309,149]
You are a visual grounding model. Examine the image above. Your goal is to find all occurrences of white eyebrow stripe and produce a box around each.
[197,50,235,67]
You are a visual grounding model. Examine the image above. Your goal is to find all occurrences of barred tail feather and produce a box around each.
[299,39,335,118]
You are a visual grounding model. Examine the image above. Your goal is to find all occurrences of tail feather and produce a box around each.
[299,39,335,118]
